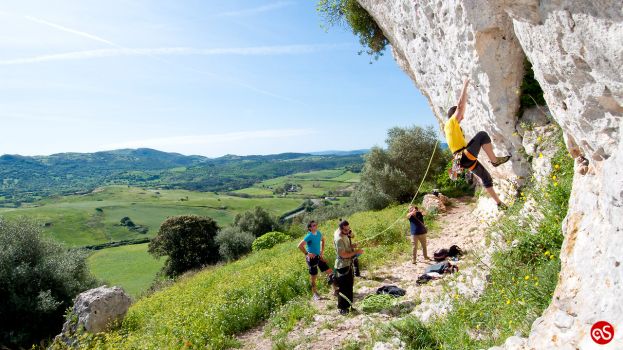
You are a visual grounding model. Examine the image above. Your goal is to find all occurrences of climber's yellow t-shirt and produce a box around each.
[444,114,467,153]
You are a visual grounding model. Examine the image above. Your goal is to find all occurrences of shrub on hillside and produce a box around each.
[216,227,255,261]
[0,218,98,347]
[354,126,448,210]
[148,215,220,277]
[233,207,280,237]
[252,231,291,252]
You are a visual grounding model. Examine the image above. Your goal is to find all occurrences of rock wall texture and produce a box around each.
[358,0,623,348]
[357,0,529,184]
[504,2,623,349]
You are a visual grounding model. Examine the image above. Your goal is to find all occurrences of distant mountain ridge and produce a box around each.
[0,148,364,206]
[309,149,369,156]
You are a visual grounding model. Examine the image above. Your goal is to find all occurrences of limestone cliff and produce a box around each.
[358,0,623,348]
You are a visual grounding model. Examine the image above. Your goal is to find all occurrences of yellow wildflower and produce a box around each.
[539,153,543,158]
[537,136,542,142]
[552,175,557,180]
[554,164,560,169]
[506,299,511,305]
[554,182,559,187]
[534,282,539,286]
[524,275,530,280]
[544,250,550,256]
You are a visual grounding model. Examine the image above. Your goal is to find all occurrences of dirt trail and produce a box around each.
[238,197,489,350]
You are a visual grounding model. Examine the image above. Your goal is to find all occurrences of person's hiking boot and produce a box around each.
[339,309,349,315]
[354,268,361,277]
[497,202,508,210]
[491,155,511,167]
[313,293,321,301]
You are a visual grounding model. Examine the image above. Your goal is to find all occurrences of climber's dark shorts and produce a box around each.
[459,131,493,188]
[306,255,330,276]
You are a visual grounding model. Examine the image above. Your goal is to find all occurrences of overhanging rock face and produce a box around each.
[504,2,623,349]
[358,0,623,348]
[357,0,530,184]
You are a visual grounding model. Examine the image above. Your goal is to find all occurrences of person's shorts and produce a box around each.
[306,255,330,276]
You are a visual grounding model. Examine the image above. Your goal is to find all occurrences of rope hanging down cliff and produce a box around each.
[358,139,439,246]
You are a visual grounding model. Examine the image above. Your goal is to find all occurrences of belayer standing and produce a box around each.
[406,205,430,264]
[298,221,335,301]
[334,220,364,315]
[444,78,511,209]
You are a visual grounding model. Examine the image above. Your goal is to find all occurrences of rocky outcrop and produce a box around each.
[503,2,623,349]
[55,286,131,346]
[422,193,449,213]
[358,0,622,348]
[358,0,530,185]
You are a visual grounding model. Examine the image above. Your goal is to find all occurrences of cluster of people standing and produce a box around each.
[297,220,363,315]
[297,207,429,315]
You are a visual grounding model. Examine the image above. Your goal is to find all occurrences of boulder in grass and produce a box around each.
[54,286,131,346]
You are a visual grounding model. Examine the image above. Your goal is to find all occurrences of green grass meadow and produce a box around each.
[234,169,359,198]
[88,244,164,298]
[65,203,414,349]
[0,185,304,296]
[0,186,302,247]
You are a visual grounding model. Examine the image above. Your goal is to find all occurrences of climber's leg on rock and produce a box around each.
[469,162,506,208]
[466,131,511,167]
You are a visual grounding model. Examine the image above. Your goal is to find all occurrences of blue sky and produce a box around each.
[0,0,436,157]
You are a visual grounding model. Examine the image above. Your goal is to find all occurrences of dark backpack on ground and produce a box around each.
[416,274,433,285]
[376,285,406,297]
[448,245,463,257]
[433,248,449,261]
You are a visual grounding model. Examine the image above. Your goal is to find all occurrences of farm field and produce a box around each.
[88,243,164,298]
[0,186,302,247]
[0,169,357,296]
[234,169,360,198]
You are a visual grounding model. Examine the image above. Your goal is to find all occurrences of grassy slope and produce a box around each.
[72,204,415,349]
[88,244,164,298]
[374,132,574,349]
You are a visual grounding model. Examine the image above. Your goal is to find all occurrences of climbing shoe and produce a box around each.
[339,309,349,315]
[497,202,508,210]
[491,155,511,167]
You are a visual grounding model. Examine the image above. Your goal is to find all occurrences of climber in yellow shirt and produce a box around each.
[444,78,511,209]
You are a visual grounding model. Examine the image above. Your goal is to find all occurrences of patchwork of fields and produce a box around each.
[234,169,359,198]
[0,169,360,296]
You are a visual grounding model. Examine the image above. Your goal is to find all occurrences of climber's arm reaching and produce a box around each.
[455,78,469,123]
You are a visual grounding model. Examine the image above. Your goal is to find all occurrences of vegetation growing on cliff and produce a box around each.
[376,131,573,349]
[317,0,388,59]
[519,58,547,115]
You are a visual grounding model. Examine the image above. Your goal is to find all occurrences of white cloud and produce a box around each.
[218,1,293,17]
[0,44,344,65]
[101,129,317,150]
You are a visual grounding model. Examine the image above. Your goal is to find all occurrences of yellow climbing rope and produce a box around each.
[357,139,440,246]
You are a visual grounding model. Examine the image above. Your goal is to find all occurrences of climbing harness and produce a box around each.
[449,148,478,181]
